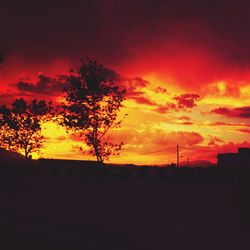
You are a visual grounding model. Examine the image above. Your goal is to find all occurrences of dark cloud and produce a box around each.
[16,74,64,95]
[122,77,149,93]
[174,94,201,109]
[154,86,168,94]
[2,0,250,74]
[208,135,225,145]
[126,90,201,113]
[176,116,194,125]
[212,106,250,119]
[155,93,201,113]
[155,105,173,114]
[131,96,156,106]
[115,76,152,105]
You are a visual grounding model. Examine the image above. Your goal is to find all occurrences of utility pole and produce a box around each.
[177,145,180,168]
[187,157,189,167]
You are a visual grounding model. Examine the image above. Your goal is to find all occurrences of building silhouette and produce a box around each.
[217,148,250,168]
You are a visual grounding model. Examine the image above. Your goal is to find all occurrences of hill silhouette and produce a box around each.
[182,160,214,168]
[0,148,24,162]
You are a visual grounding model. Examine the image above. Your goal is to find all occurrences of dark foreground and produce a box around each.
[0,173,250,250]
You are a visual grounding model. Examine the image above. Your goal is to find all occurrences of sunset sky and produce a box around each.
[1,0,250,165]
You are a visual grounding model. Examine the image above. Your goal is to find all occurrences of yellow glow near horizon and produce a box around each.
[39,121,91,160]
[11,74,249,165]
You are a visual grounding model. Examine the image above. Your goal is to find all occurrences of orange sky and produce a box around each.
[1,1,250,165]
[1,55,250,165]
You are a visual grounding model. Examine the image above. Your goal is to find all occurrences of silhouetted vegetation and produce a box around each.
[0,98,52,159]
[59,59,126,163]
[0,59,126,162]
[1,156,250,186]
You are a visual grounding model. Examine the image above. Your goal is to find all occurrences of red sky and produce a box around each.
[1,0,250,165]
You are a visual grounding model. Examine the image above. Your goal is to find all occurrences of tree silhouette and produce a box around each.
[61,59,126,163]
[0,105,16,151]
[0,98,51,160]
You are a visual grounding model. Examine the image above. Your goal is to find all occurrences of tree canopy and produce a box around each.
[0,98,51,160]
[61,59,126,163]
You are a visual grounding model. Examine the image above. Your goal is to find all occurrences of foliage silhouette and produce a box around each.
[0,98,52,160]
[60,59,126,163]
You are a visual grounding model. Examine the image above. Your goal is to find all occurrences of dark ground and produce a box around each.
[0,173,250,250]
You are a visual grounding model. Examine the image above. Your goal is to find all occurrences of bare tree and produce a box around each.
[61,59,126,163]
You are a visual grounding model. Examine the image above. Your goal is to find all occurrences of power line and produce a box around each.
[140,146,198,156]
[140,146,176,155]
[181,147,198,151]
[139,145,198,167]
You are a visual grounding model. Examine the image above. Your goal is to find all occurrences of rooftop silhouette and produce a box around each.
[218,148,250,168]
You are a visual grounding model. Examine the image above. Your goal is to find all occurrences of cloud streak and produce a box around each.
[16,74,64,96]
[212,106,250,119]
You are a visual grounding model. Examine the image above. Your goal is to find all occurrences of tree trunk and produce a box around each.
[93,143,103,163]
[92,117,103,163]
[24,146,29,161]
